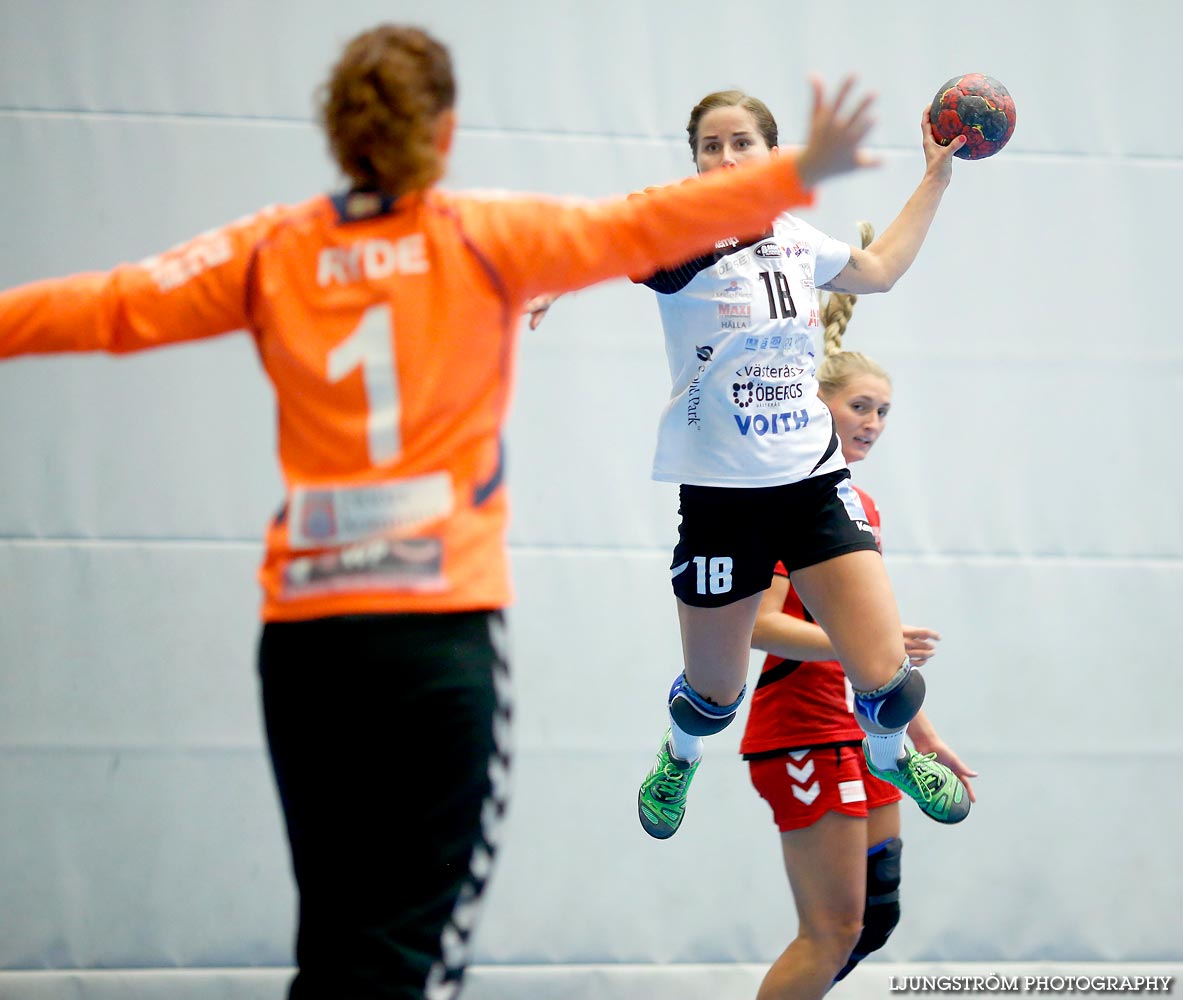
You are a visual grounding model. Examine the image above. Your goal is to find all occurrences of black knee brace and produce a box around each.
[853,661,925,734]
[668,672,745,737]
[834,838,903,983]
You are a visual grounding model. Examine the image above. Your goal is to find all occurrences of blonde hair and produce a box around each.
[319,25,455,198]
[816,220,892,397]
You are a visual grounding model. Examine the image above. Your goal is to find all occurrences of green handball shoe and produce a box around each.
[637,730,700,839]
[864,741,971,825]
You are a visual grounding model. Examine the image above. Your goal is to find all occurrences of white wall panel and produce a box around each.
[0,116,331,281]
[0,542,292,969]
[0,543,263,745]
[1,749,292,968]
[3,1,1178,157]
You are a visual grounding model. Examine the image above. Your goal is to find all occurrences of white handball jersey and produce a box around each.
[645,212,852,487]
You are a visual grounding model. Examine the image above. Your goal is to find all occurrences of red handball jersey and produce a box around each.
[740,485,882,756]
[0,156,815,622]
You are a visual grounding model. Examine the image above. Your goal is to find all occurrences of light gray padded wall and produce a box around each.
[1,1,1180,998]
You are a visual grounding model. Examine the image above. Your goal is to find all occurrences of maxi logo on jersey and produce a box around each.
[717,301,751,330]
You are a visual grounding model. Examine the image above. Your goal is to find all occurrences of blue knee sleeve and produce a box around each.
[853,661,925,734]
[834,837,903,983]
[668,672,745,737]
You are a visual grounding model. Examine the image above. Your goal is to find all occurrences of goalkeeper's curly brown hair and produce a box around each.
[319,25,455,199]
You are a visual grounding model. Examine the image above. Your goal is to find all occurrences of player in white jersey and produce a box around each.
[633,89,972,839]
[528,86,970,838]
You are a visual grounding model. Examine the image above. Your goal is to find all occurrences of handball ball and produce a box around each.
[929,73,1016,160]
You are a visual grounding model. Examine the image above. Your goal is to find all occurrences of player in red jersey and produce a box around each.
[0,24,882,1000]
[740,223,978,999]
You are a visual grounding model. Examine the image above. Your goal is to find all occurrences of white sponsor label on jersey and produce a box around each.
[283,536,446,596]
[287,471,454,549]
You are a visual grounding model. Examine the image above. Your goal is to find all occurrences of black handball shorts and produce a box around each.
[670,469,881,608]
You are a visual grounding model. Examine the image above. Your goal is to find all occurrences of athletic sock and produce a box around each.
[668,720,703,763]
[864,730,907,770]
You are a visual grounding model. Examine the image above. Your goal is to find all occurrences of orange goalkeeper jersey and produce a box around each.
[0,158,814,620]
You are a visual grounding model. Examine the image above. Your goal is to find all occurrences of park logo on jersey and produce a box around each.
[687,346,714,428]
[754,241,783,258]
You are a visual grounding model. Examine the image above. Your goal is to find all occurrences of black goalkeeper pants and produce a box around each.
[259,610,511,1000]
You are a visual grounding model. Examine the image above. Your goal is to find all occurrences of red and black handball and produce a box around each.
[929,73,1016,160]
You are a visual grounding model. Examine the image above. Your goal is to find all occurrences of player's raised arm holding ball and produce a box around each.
[812,104,963,295]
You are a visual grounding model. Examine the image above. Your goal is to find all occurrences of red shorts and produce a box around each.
[748,745,903,833]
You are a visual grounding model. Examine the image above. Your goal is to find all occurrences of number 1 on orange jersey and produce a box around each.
[327,304,401,465]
